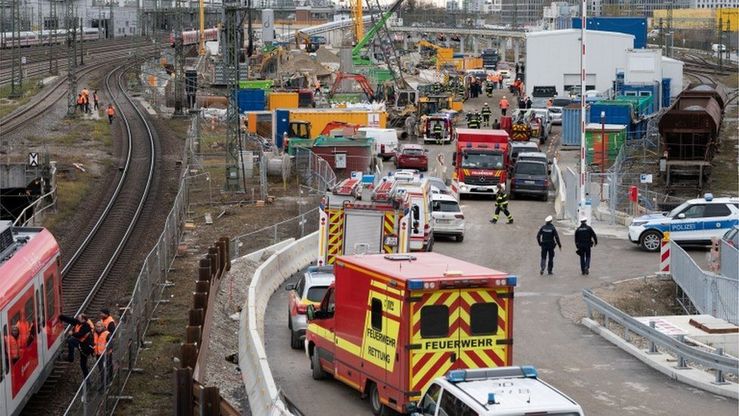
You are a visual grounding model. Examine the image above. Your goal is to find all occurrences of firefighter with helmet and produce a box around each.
[485,80,494,97]
[481,103,492,127]
[490,184,513,224]
[433,121,444,145]
[467,112,480,129]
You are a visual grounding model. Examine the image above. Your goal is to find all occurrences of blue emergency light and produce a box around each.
[407,280,424,291]
[487,393,496,405]
[704,193,714,201]
[446,370,467,383]
[506,275,518,287]
[521,366,538,378]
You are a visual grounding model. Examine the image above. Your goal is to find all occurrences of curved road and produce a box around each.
[265,93,738,415]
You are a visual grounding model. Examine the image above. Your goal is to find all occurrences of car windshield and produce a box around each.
[403,148,424,156]
[432,200,460,212]
[461,151,504,169]
[667,202,691,218]
[306,285,329,302]
[516,162,547,176]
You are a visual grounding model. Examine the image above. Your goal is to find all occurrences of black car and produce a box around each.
[509,160,550,201]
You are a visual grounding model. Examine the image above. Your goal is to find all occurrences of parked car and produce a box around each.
[509,141,540,166]
[517,151,551,174]
[431,193,465,242]
[428,176,452,195]
[628,194,739,252]
[408,366,584,416]
[395,144,429,171]
[286,266,334,349]
[547,97,572,125]
[722,225,739,249]
[509,160,550,201]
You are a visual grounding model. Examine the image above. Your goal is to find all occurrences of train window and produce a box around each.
[25,296,36,340]
[45,274,56,325]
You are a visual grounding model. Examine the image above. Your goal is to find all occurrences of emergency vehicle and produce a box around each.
[305,252,517,415]
[391,171,434,251]
[451,129,510,199]
[317,174,412,266]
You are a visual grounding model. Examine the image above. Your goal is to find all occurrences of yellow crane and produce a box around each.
[198,0,205,56]
[352,0,363,43]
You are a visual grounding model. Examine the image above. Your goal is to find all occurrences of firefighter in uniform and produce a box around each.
[537,216,562,275]
[489,184,513,224]
[433,121,444,145]
[467,112,480,129]
[485,81,494,97]
[481,103,492,127]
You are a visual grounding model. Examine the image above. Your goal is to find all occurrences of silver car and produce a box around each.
[547,98,572,125]
[286,266,334,349]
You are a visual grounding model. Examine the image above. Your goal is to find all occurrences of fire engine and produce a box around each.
[451,129,510,198]
[305,252,517,415]
[317,174,412,266]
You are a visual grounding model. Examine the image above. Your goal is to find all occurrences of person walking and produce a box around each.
[433,121,444,144]
[481,103,492,127]
[499,96,510,116]
[93,90,99,111]
[404,113,417,140]
[93,321,111,390]
[81,87,90,113]
[76,94,85,113]
[525,96,532,109]
[106,104,116,124]
[575,217,598,275]
[485,81,493,97]
[59,314,94,378]
[489,184,513,224]
[537,216,562,275]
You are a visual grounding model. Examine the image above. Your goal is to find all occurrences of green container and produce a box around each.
[610,95,654,116]
[238,80,274,90]
[585,127,626,169]
[313,136,373,147]
[287,138,314,156]
[367,68,393,84]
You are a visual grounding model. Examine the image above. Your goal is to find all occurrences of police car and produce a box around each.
[408,366,584,416]
[628,194,739,252]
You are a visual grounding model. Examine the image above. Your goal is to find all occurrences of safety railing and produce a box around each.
[670,242,739,325]
[583,289,739,379]
[230,207,320,259]
[720,240,738,281]
[11,185,57,227]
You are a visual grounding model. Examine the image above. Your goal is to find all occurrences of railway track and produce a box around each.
[0,39,157,86]
[20,63,157,416]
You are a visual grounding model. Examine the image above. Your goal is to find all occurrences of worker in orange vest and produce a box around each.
[546,98,553,108]
[499,96,510,116]
[99,308,116,334]
[106,104,116,124]
[93,321,112,390]
[60,314,95,378]
[81,87,90,113]
[5,325,22,364]
[76,94,85,113]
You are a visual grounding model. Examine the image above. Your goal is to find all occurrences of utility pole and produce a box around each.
[223,2,245,192]
[579,0,589,222]
[658,18,663,54]
[173,0,184,116]
[49,0,58,74]
[66,0,77,116]
[109,0,113,38]
[717,18,723,72]
[9,0,22,98]
[666,1,673,58]
[78,7,83,65]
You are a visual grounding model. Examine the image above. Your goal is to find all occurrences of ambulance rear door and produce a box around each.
[343,209,384,255]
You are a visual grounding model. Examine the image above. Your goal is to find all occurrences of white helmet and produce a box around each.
[545,215,553,222]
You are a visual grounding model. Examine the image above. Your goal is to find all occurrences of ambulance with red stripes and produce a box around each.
[317,173,423,266]
[391,170,435,251]
[305,252,516,415]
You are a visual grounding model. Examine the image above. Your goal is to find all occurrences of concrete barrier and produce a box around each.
[238,232,318,416]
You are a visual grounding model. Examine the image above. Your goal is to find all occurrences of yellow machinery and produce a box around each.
[352,0,363,43]
[198,0,205,56]
[416,40,454,70]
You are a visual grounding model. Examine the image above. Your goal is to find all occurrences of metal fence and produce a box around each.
[671,241,739,325]
[294,147,338,193]
[63,172,211,416]
[720,240,739,281]
[230,207,320,259]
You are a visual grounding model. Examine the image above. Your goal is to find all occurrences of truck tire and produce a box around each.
[290,329,302,350]
[640,230,662,252]
[311,348,326,380]
[368,382,388,416]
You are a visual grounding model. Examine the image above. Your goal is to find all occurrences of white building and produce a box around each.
[625,49,684,99]
[690,0,739,8]
[525,29,634,97]
[542,1,578,30]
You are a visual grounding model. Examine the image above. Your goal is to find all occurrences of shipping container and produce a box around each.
[268,91,299,110]
[610,95,654,117]
[588,102,634,125]
[585,123,627,169]
[283,109,387,139]
[311,136,374,179]
[244,111,272,137]
[572,16,647,48]
[238,79,274,90]
[561,104,590,146]
[237,89,266,112]
[619,83,658,113]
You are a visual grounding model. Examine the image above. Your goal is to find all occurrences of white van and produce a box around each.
[409,366,584,416]
[359,127,399,161]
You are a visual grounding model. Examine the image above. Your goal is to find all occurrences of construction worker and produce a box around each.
[93,321,111,390]
[81,87,90,113]
[76,94,85,113]
[537,216,562,275]
[93,90,99,111]
[99,308,116,334]
[106,104,116,124]
[432,121,444,144]
[481,103,492,127]
[546,98,553,108]
[489,184,513,224]
[467,112,480,129]
[60,314,95,378]
[5,325,22,364]
[490,73,499,90]
[499,96,510,116]
[575,217,598,275]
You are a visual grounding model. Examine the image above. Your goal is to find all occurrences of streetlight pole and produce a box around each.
[600,110,605,201]
[579,0,588,222]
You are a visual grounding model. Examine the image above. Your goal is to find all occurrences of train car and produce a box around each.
[0,221,63,416]
[678,83,728,111]
[659,94,722,161]
[169,27,219,47]
[1,27,100,49]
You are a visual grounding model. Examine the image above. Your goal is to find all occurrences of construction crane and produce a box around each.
[351,0,405,66]
[352,0,363,43]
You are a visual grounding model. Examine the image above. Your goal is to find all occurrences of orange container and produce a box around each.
[268,92,299,110]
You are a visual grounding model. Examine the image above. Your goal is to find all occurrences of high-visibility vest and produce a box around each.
[102,316,116,332]
[77,96,84,105]
[94,331,109,356]
[500,99,509,109]
[107,107,115,116]
[5,336,20,360]
[74,319,94,342]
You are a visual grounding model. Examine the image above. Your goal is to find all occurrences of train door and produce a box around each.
[42,258,63,354]
[3,283,41,410]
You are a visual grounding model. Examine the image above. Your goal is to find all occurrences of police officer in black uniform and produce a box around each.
[536,216,561,275]
[489,184,513,224]
[575,217,598,275]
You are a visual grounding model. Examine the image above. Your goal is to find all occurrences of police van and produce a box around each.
[628,194,739,251]
[409,366,584,416]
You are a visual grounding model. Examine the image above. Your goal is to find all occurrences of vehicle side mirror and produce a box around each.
[677,213,686,219]
[285,284,295,291]
[306,304,316,321]
[405,403,420,414]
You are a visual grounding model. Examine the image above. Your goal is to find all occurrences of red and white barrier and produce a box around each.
[659,233,671,274]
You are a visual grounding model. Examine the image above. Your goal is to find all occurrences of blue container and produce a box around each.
[572,17,647,48]
[562,105,589,146]
[661,78,671,108]
[588,103,633,125]
[620,83,658,113]
[237,89,266,112]
[274,109,290,149]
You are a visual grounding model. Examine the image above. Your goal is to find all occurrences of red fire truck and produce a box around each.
[317,175,412,266]
[305,252,517,415]
[450,129,510,199]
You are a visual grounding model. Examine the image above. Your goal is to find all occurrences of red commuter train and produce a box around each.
[169,28,219,47]
[0,221,63,416]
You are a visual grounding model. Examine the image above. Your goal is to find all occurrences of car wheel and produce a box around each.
[456,234,464,242]
[311,348,326,380]
[290,330,302,350]
[640,230,662,252]
[368,382,388,416]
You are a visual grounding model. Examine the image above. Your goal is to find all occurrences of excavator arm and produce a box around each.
[351,0,405,58]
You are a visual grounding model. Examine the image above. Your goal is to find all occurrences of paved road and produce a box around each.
[264,90,738,415]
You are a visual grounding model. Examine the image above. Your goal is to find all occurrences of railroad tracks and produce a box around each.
[20,63,157,415]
